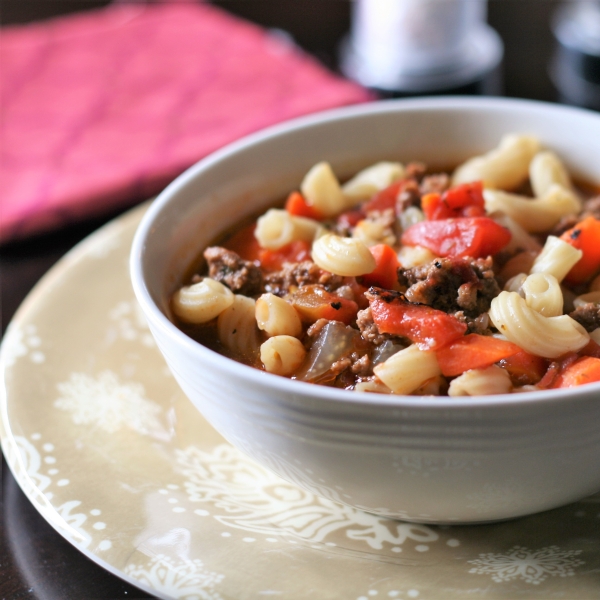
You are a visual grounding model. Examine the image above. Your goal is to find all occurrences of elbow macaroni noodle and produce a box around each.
[452,134,540,189]
[172,278,234,323]
[483,184,581,233]
[256,293,302,338]
[448,365,512,396]
[489,291,589,358]
[342,162,405,204]
[530,235,583,282]
[311,233,376,277]
[217,295,262,360]
[300,161,346,217]
[255,209,323,250]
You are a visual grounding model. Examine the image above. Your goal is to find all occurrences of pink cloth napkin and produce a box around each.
[0,3,371,243]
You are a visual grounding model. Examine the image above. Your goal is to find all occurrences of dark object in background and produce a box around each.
[550,0,600,110]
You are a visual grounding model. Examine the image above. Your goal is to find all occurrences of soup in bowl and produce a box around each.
[131,97,600,523]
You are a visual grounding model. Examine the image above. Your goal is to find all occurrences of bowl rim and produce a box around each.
[130,95,600,411]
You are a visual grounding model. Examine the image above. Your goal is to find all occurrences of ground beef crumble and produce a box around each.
[203,246,263,296]
[398,257,501,317]
[454,310,494,336]
[265,261,344,296]
[569,303,600,332]
[356,307,390,346]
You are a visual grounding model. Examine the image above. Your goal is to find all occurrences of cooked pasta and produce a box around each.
[342,162,405,204]
[452,134,540,190]
[530,235,583,282]
[255,209,323,250]
[503,272,527,294]
[521,272,563,317]
[483,184,582,233]
[488,291,589,358]
[300,161,346,217]
[311,233,376,276]
[373,345,441,394]
[171,278,234,323]
[448,365,512,396]
[260,335,306,376]
[529,151,573,197]
[217,295,262,359]
[256,293,302,338]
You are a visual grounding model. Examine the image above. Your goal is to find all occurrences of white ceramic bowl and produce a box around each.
[131,97,600,523]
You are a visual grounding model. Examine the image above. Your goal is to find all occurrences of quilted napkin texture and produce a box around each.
[0,2,371,243]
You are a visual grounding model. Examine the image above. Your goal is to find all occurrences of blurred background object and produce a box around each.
[550,0,600,110]
[0,1,572,103]
[340,0,503,95]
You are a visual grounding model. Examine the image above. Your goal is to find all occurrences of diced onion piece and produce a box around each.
[296,321,359,383]
[521,273,563,317]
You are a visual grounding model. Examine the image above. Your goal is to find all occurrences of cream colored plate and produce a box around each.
[2,205,600,599]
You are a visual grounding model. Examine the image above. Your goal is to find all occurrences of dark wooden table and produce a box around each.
[0,1,580,598]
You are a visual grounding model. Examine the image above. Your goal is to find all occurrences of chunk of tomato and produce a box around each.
[436,334,521,377]
[560,216,600,284]
[368,289,467,350]
[363,180,405,213]
[360,244,401,290]
[422,181,486,220]
[289,284,358,325]
[223,223,261,262]
[498,349,548,386]
[285,191,324,221]
[553,356,600,388]
[401,217,511,258]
